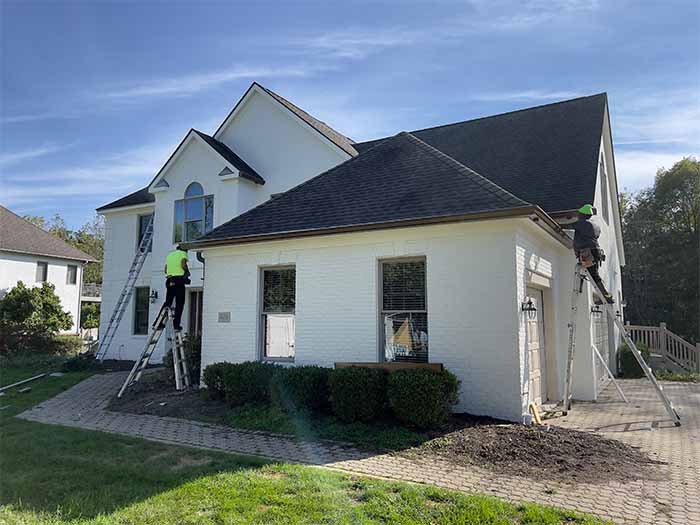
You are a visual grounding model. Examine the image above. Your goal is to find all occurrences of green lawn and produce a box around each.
[0,363,609,524]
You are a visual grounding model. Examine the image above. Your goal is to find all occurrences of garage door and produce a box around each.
[526,288,547,406]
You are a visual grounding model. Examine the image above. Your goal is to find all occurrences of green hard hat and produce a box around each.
[578,204,595,215]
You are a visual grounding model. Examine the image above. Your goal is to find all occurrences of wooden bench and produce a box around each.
[334,362,443,372]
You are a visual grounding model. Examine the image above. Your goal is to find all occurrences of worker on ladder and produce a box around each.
[155,244,190,331]
[572,204,614,304]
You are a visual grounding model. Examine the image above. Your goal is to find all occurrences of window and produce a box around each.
[66,265,77,285]
[173,182,214,242]
[599,157,609,224]
[36,261,48,282]
[260,267,296,360]
[133,287,150,335]
[137,213,154,252]
[381,259,428,363]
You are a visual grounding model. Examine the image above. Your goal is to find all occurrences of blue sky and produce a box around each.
[1,0,698,229]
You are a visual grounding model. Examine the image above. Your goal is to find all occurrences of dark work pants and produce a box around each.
[163,276,186,330]
[587,262,612,300]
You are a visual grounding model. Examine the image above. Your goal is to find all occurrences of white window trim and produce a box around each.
[258,265,296,363]
[378,256,428,363]
[173,189,214,243]
[66,264,78,285]
[133,286,150,336]
[36,261,48,283]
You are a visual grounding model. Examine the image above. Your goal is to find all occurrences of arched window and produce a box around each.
[174,182,213,242]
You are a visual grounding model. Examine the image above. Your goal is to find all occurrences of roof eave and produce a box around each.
[0,247,97,263]
[182,206,543,251]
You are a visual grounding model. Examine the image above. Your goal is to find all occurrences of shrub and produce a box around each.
[655,370,700,383]
[618,341,650,378]
[387,368,460,429]
[53,334,84,355]
[271,365,331,413]
[163,335,202,385]
[0,281,72,354]
[80,302,100,329]
[328,367,388,422]
[202,361,278,406]
[62,354,97,372]
[202,362,233,400]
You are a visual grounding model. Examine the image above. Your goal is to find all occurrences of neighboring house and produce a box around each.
[0,205,96,333]
[97,82,624,422]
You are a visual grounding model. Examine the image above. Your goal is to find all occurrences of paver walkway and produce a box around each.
[18,373,700,524]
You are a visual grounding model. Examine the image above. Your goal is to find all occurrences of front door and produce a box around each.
[526,288,547,406]
[188,290,203,338]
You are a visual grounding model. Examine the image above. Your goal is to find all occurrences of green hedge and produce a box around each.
[618,341,650,378]
[328,367,387,422]
[271,365,331,413]
[202,361,279,405]
[387,368,460,429]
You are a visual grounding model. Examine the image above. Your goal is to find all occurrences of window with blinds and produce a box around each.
[381,259,428,363]
[260,267,296,360]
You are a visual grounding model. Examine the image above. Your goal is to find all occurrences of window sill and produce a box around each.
[262,357,295,363]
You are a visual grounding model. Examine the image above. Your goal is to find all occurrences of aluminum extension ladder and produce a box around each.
[563,263,681,426]
[96,215,154,361]
[117,307,191,398]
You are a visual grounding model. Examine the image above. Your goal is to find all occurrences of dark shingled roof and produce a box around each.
[96,187,155,212]
[355,93,608,214]
[0,205,96,262]
[192,130,265,185]
[185,132,533,247]
[261,85,359,157]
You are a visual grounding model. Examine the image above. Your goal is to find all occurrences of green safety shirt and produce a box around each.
[166,249,188,277]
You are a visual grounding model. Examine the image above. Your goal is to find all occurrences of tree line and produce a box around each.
[621,157,699,343]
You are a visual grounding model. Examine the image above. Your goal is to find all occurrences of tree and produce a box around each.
[23,213,104,285]
[621,157,700,343]
[80,302,101,329]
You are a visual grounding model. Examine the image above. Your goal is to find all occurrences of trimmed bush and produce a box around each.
[618,341,650,378]
[53,334,84,355]
[328,367,387,422]
[224,361,279,406]
[271,365,331,413]
[387,368,460,429]
[202,362,233,400]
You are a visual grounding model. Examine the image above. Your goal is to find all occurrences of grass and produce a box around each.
[226,403,428,450]
[655,370,700,383]
[0,361,609,524]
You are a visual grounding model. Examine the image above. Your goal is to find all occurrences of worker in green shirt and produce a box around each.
[156,245,190,331]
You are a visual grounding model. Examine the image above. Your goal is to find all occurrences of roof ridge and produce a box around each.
[357,93,608,145]
[399,132,531,207]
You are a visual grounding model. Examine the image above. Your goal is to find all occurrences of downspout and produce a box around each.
[196,252,205,282]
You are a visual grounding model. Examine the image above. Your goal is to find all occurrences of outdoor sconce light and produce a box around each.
[149,290,159,304]
[616,310,622,319]
[521,299,537,319]
[590,305,603,317]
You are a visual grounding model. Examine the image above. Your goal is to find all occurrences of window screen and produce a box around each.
[261,267,296,360]
[36,261,48,282]
[381,259,428,363]
[66,265,77,285]
[133,287,150,335]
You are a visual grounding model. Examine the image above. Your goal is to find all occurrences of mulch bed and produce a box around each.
[401,417,665,484]
[109,371,663,485]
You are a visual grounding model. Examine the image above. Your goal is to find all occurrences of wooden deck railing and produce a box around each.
[625,322,700,373]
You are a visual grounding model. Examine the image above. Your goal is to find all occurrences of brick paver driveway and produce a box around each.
[18,374,699,524]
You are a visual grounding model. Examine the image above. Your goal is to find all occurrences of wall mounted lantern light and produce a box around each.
[521,299,537,319]
[590,305,603,318]
[149,290,159,304]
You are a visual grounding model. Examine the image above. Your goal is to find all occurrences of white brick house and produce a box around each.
[98,83,625,422]
[0,206,96,333]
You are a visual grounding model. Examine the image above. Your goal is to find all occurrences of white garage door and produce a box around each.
[526,288,547,406]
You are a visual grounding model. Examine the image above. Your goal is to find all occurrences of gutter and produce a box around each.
[183,205,572,251]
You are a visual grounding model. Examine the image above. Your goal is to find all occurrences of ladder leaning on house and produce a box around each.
[563,263,681,427]
[95,214,154,361]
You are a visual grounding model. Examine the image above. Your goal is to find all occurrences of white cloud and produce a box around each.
[98,65,319,101]
[471,90,583,102]
[1,112,79,124]
[292,28,421,60]
[0,143,72,168]
[614,150,697,191]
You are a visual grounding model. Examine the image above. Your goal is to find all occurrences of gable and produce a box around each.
[213,85,353,196]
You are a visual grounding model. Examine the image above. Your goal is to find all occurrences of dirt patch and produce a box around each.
[107,370,224,422]
[401,417,665,484]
